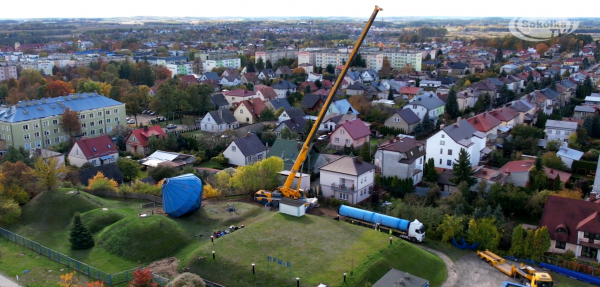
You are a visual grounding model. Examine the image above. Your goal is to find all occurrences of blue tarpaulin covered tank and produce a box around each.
[162,173,203,217]
[339,205,410,231]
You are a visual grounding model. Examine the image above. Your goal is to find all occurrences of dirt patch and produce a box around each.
[147,257,179,278]
[308,206,338,218]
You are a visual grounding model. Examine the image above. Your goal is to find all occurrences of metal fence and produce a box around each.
[0,227,171,286]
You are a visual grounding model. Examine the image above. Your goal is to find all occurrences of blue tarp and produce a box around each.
[539,262,600,286]
[451,237,479,250]
[162,174,203,217]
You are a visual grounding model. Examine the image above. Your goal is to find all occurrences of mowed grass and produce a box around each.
[185,212,447,287]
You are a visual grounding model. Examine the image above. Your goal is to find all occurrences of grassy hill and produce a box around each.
[185,212,447,287]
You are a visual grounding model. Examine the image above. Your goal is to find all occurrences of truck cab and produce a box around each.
[408,219,426,242]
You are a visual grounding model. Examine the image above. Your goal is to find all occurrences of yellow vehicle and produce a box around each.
[254,5,384,209]
[477,250,553,287]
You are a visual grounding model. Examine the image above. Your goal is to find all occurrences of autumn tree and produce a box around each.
[1,160,35,201]
[61,108,82,139]
[542,152,568,171]
[31,157,68,192]
[468,217,501,252]
[531,226,551,260]
[2,145,34,165]
[231,156,284,194]
[379,56,392,78]
[69,213,95,250]
[437,215,464,243]
[44,80,74,98]
[166,273,206,287]
[128,268,158,287]
[122,85,150,123]
[153,65,172,80]
[554,188,583,200]
[535,43,549,55]
[87,171,118,191]
[348,94,371,116]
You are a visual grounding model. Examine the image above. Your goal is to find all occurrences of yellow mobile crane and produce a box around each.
[254,5,383,209]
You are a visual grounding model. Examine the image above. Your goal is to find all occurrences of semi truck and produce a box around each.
[477,250,553,287]
[338,205,425,242]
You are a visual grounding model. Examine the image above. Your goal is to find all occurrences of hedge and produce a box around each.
[572,160,598,175]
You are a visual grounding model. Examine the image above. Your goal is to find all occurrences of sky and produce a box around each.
[2,0,596,19]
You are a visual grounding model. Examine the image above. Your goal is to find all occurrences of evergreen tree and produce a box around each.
[583,115,594,136]
[495,48,503,63]
[550,78,557,90]
[387,88,394,101]
[499,84,509,105]
[535,156,543,171]
[553,174,562,191]
[265,60,273,69]
[414,122,425,136]
[474,94,484,112]
[422,112,433,134]
[535,112,547,129]
[509,225,526,257]
[451,148,476,186]
[436,49,444,60]
[562,70,571,79]
[553,72,561,82]
[256,58,265,71]
[445,89,460,119]
[424,158,439,183]
[483,93,492,110]
[493,205,504,228]
[246,61,256,73]
[359,142,372,163]
[524,81,535,94]
[527,71,534,83]
[454,204,465,216]
[592,115,600,138]
[69,213,94,250]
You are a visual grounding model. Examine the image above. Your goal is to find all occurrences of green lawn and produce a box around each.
[196,161,224,169]
[185,212,447,287]
[421,239,471,262]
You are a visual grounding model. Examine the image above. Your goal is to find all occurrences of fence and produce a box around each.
[540,255,600,276]
[0,227,171,286]
[84,189,163,204]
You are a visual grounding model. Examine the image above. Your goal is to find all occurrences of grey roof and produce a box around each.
[396,109,420,124]
[268,98,292,110]
[574,105,596,113]
[319,156,375,176]
[0,93,122,123]
[202,72,220,81]
[436,76,456,85]
[545,120,577,130]
[210,93,229,107]
[409,94,445,110]
[448,62,468,69]
[373,268,429,287]
[363,69,378,78]
[485,78,504,87]
[260,69,275,76]
[557,147,584,160]
[79,163,124,185]
[208,109,236,124]
[271,80,297,90]
[540,88,560,100]
[510,100,534,112]
[561,79,576,88]
[301,94,325,109]
[232,133,265,156]
[347,82,369,90]
[284,107,305,119]
[443,119,479,143]
[278,117,307,133]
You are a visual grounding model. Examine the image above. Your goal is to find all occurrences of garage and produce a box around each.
[278,198,306,217]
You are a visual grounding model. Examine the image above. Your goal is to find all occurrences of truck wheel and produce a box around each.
[261,199,267,205]
[410,237,416,243]
[272,200,279,207]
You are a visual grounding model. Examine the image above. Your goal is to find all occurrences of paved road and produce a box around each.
[450,253,522,287]
[0,273,19,287]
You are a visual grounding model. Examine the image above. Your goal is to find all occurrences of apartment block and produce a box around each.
[166,62,193,76]
[203,58,241,71]
[0,93,126,151]
[0,64,17,81]
[382,51,423,71]
[254,49,298,64]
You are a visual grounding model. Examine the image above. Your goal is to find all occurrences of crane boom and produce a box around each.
[277,5,383,199]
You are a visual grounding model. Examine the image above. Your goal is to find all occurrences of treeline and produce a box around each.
[473,34,595,52]
[0,22,77,30]
[398,27,447,43]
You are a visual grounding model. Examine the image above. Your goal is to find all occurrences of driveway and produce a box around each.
[449,253,522,287]
[0,273,18,287]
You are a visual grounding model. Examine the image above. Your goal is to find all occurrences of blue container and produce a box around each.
[162,174,203,217]
[339,205,410,231]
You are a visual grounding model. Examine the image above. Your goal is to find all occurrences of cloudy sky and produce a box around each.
[2,0,593,19]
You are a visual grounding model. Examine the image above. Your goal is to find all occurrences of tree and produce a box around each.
[524,81,535,94]
[2,145,33,165]
[166,273,206,287]
[483,93,492,110]
[192,57,203,75]
[325,64,335,74]
[529,167,548,192]
[523,229,535,258]
[265,60,273,70]
[88,171,118,191]
[210,153,229,166]
[117,158,141,181]
[552,174,562,191]
[45,80,74,98]
[148,165,180,182]
[69,213,94,250]
[451,148,476,186]
[246,61,256,73]
[128,268,158,287]
[421,112,433,134]
[31,157,68,192]
[526,190,553,217]
[535,43,549,55]
[359,142,372,162]
[437,215,464,243]
[468,217,501,251]
[0,84,8,102]
[531,227,551,260]
[546,140,561,151]
[445,89,460,119]
[259,108,277,121]
[0,197,21,224]
[256,58,265,71]
[509,225,526,257]
[542,152,568,171]
[554,188,583,200]
[495,48,503,63]
[123,85,150,123]
[379,56,392,78]
[231,157,284,194]
[423,158,439,183]
[61,108,82,138]
[474,94,484,112]
[387,88,394,101]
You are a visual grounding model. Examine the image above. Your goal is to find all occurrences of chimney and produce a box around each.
[590,192,597,202]
[440,124,445,129]
[457,116,462,122]
[246,132,251,138]
[144,126,149,132]
[355,156,363,163]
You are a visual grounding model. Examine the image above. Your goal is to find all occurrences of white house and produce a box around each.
[220,75,241,87]
[319,156,375,205]
[545,120,578,143]
[374,136,425,184]
[68,135,118,167]
[361,69,378,82]
[271,80,297,98]
[200,109,239,133]
[307,73,323,82]
[425,119,487,169]
[556,147,584,169]
[223,133,266,166]
[278,107,306,123]
[402,94,445,122]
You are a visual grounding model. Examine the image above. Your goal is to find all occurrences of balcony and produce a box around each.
[330,183,355,193]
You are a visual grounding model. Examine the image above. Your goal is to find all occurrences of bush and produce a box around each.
[202,184,221,199]
[88,172,118,191]
[130,179,162,196]
[572,160,598,175]
[167,273,206,287]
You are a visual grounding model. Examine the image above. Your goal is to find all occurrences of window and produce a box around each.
[548,130,553,134]
[53,119,58,125]
[82,123,87,128]
[413,105,417,109]
[581,246,598,259]
[92,160,97,165]
[105,110,110,115]
[99,120,103,125]
[90,130,96,135]
[335,138,339,143]
[54,128,59,134]
[584,232,600,241]
[89,113,94,118]
[24,143,31,150]
[23,124,29,130]
[34,132,40,138]
[99,128,103,134]
[114,109,118,114]
[80,114,85,120]
[54,137,60,143]
[341,129,345,135]
[107,126,112,133]
[555,241,566,250]
[24,134,30,140]
[440,140,445,145]
[90,122,95,127]
[43,121,49,127]
[420,158,422,164]
[114,117,118,123]
[441,134,445,138]
[44,130,49,136]
[440,148,443,154]
[98,112,102,117]
[106,119,111,124]
[33,123,39,129]
[556,130,561,135]
[345,139,350,144]
[45,139,50,145]
[35,141,41,147]
[339,193,348,200]
[232,146,236,152]
[448,149,452,155]
[447,160,452,166]
[439,158,442,165]
[240,109,243,114]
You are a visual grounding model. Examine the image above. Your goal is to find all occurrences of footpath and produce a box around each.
[0,273,19,287]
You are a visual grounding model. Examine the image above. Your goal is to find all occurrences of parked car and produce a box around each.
[126,119,136,124]
[317,135,329,141]
[157,116,167,122]
[166,124,177,129]
[142,110,149,114]
[149,111,156,116]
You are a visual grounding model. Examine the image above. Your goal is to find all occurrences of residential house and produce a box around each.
[509,99,537,125]
[320,114,358,132]
[273,117,307,139]
[200,72,220,82]
[346,82,370,96]
[233,98,266,124]
[278,107,306,123]
[223,89,258,106]
[307,72,323,82]
[447,62,468,75]
[271,80,297,98]
[223,133,266,166]
[298,81,319,93]
[403,94,445,122]
[345,70,362,85]
[264,98,292,112]
[201,79,221,92]
[361,69,379,82]
[254,85,278,101]
[374,136,425,184]
[297,63,313,74]
[472,166,509,191]
[125,125,166,155]
[330,118,371,150]
[219,74,241,87]
[68,135,118,167]
[210,93,230,109]
[489,107,521,127]
[425,119,487,168]
[540,196,600,262]
[301,94,326,112]
[221,68,240,78]
[574,105,597,119]
[399,86,421,100]
[30,148,65,167]
[275,66,292,78]
[326,99,359,115]
[319,156,375,205]
[469,81,497,98]
[499,160,571,187]
[258,69,276,80]
[179,75,198,85]
[241,72,260,85]
[383,108,420,134]
[467,112,502,139]
[420,80,442,88]
[200,109,239,133]
[266,139,326,174]
[556,146,584,169]
[456,88,481,111]
[545,120,578,143]
[140,150,196,168]
[585,93,600,105]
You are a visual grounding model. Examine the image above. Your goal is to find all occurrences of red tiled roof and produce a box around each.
[126,125,166,148]
[543,167,571,182]
[256,86,277,100]
[179,75,198,84]
[298,81,318,92]
[540,196,600,244]
[400,86,420,95]
[467,112,502,132]
[238,98,266,119]
[74,135,117,160]
[499,160,534,173]
[322,80,333,89]
[489,107,520,122]
[336,118,371,140]
[225,89,255,97]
